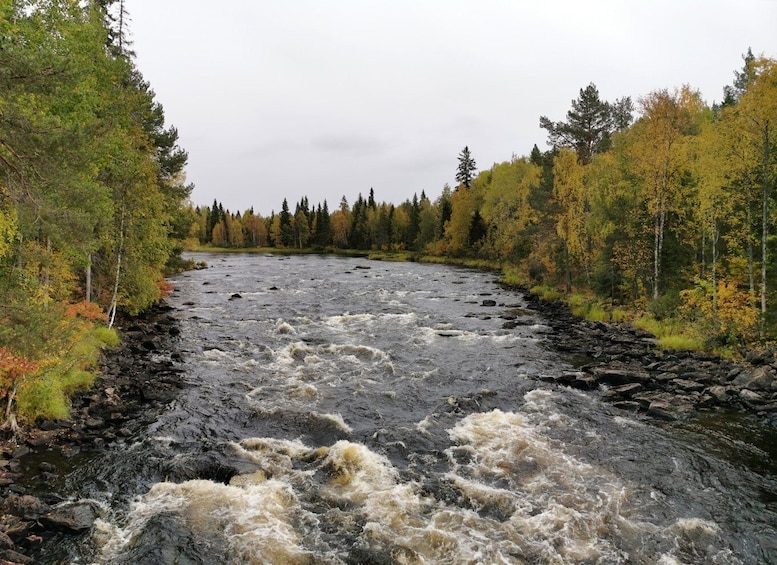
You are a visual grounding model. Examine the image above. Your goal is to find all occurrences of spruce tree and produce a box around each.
[456,146,477,189]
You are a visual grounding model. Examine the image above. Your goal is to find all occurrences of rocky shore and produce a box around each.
[518,291,777,425]
[0,302,184,564]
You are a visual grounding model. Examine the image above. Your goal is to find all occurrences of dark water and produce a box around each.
[38,254,777,563]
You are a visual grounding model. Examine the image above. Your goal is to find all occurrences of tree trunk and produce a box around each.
[108,204,126,329]
[712,221,719,313]
[85,253,92,303]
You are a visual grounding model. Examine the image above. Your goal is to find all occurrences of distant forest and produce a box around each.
[191,50,777,347]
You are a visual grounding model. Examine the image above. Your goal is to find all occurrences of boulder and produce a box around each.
[647,400,678,421]
[737,366,775,392]
[39,503,97,534]
[590,366,651,385]
[1,548,34,564]
[706,385,730,403]
[602,383,644,399]
[672,378,706,393]
[739,389,767,405]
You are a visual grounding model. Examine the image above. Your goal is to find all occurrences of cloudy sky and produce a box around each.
[127,0,777,216]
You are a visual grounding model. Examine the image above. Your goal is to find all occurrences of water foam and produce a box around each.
[446,408,633,563]
[93,479,311,564]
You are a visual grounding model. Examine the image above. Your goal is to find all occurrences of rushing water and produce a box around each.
[41,254,777,563]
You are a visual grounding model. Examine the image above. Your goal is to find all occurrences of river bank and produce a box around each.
[519,287,777,426]
[0,301,184,564]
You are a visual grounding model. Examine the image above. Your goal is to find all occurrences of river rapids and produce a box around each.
[35,254,777,563]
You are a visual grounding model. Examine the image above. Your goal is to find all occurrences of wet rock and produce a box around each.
[590,366,651,385]
[481,299,497,307]
[11,447,30,459]
[1,548,34,564]
[603,383,644,399]
[611,400,642,412]
[3,495,50,521]
[24,430,59,448]
[38,462,56,473]
[39,503,97,533]
[647,400,678,421]
[228,293,242,300]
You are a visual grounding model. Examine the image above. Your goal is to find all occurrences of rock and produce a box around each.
[611,400,642,412]
[24,430,59,448]
[228,293,242,300]
[590,367,651,385]
[39,503,97,533]
[706,385,730,403]
[3,495,50,520]
[740,389,767,404]
[85,418,105,429]
[647,400,678,421]
[655,372,679,383]
[1,549,34,564]
[739,366,775,391]
[11,447,30,459]
[680,371,713,384]
[603,383,644,398]
[38,462,56,473]
[0,531,13,549]
[672,378,706,393]
[482,299,497,307]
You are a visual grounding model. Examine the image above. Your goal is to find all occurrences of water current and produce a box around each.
[42,254,777,563]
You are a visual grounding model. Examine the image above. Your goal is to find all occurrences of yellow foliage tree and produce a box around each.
[552,148,588,291]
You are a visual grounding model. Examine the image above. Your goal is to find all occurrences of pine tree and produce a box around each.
[540,83,633,164]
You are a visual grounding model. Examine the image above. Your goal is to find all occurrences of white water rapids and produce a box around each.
[48,254,777,564]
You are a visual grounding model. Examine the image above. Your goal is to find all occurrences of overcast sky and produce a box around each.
[127,0,777,216]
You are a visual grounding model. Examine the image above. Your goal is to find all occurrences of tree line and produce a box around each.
[193,50,777,347]
[0,1,193,427]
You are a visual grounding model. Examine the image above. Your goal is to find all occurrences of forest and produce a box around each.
[0,0,193,427]
[192,51,777,354]
[1,1,775,428]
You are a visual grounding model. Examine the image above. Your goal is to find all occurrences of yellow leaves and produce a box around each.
[552,148,587,254]
[680,278,758,344]
[0,203,17,261]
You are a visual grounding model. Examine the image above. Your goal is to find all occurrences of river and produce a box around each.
[42,254,777,563]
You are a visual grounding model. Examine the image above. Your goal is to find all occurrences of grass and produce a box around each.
[633,315,706,351]
[531,285,565,302]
